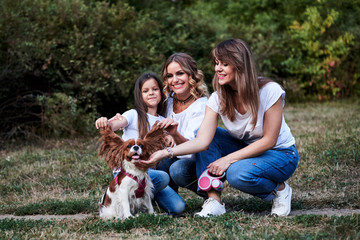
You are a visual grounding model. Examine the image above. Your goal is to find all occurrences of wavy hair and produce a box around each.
[162,52,208,100]
[212,39,271,128]
[134,72,166,139]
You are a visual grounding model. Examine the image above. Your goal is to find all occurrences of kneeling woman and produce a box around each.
[141,38,299,217]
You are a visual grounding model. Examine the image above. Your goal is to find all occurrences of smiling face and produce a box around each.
[214,58,236,90]
[165,61,191,99]
[141,78,161,110]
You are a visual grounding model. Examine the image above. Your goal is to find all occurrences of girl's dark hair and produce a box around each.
[134,72,166,139]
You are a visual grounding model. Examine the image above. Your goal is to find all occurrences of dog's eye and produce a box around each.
[127,145,132,148]
[139,144,144,148]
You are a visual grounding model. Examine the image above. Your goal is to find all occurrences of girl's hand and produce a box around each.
[164,135,175,147]
[157,118,179,136]
[207,156,232,176]
[95,117,108,129]
[138,149,169,168]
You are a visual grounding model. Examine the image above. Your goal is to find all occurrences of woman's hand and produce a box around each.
[138,149,169,168]
[95,117,108,129]
[207,156,232,176]
[157,118,179,136]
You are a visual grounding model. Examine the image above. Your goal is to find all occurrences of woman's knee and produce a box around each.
[156,171,170,190]
[156,158,175,174]
[226,164,258,191]
[154,186,185,215]
[149,169,170,193]
[171,200,185,215]
[169,161,181,177]
[169,159,195,186]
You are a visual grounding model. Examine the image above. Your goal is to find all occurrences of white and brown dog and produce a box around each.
[98,124,166,220]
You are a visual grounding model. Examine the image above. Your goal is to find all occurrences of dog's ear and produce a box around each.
[99,126,124,169]
[143,123,167,154]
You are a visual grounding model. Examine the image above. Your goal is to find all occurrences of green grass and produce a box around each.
[0,99,359,239]
[1,214,359,239]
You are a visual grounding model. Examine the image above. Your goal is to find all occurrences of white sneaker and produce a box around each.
[194,198,226,217]
[271,182,292,216]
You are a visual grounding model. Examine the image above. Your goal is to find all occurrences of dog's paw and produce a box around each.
[116,214,133,221]
[148,207,154,214]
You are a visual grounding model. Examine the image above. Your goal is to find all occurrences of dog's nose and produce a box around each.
[133,145,139,151]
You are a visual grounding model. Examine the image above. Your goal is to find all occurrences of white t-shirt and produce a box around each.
[166,96,208,159]
[121,109,165,141]
[207,82,295,149]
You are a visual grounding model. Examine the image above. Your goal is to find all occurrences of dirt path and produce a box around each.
[0,213,93,220]
[0,209,359,220]
[290,208,360,217]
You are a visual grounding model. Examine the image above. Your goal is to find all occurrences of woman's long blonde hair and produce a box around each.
[162,52,208,100]
[212,39,271,128]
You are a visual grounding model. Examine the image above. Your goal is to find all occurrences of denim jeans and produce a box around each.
[113,169,185,215]
[169,158,198,193]
[159,156,208,200]
[154,186,185,215]
[156,157,179,192]
[148,169,170,194]
[152,158,191,215]
[150,168,186,215]
[197,127,299,201]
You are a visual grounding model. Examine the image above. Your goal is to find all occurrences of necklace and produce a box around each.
[174,94,194,105]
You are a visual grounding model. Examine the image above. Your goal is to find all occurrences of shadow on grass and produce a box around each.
[9,199,98,216]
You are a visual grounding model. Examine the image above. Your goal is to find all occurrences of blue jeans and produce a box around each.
[156,157,179,192]
[150,168,186,215]
[154,186,185,215]
[113,169,185,215]
[197,127,299,201]
[153,158,188,215]
[159,156,208,200]
[148,169,170,194]
[157,157,199,194]
[169,158,198,193]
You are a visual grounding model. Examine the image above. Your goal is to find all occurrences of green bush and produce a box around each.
[0,0,218,139]
[0,0,359,139]
[282,5,354,100]
[37,93,96,137]
[188,0,360,100]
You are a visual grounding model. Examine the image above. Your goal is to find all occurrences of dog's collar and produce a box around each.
[116,170,146,198]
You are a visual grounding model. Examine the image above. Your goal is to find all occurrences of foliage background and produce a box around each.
[0,0,359,140]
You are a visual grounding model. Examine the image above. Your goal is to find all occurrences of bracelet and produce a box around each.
[166,147,174,158]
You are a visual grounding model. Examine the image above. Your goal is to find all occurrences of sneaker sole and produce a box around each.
[285,186,292,216]
[271,186,292,217]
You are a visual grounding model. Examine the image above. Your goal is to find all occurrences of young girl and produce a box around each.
[143,39,299,217]
[95,72,185,215]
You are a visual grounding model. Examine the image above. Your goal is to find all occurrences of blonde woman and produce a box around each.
[154,53,209,211]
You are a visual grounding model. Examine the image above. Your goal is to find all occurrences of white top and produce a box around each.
[166,96,208,159]
[207,82,295,149]
[121,109,165,141]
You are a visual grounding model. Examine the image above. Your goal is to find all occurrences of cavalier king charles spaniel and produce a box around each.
[98,124,166,220]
